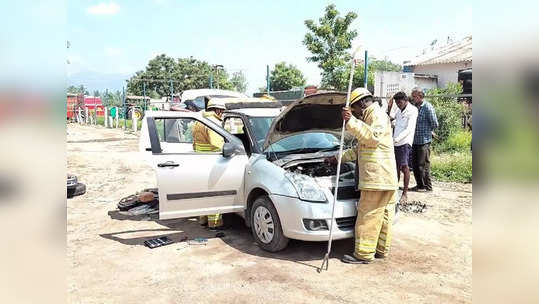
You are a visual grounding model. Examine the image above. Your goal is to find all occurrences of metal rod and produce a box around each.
[319,55,357,273]
[267,65,270,94]
[143,82,147,111]
[170,80,173,103]
[122,86,127,129]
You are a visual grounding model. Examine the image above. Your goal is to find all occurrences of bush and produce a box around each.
[427,83,464,144]
[431,151,472,183]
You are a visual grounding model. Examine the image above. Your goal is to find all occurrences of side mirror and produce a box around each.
[222,142,236,158]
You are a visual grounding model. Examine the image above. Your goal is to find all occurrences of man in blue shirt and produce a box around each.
[411,87,438,192]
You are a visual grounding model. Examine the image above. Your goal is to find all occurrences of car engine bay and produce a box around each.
[285,160,354,177]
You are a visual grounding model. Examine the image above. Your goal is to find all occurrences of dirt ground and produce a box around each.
[67,123,472,304]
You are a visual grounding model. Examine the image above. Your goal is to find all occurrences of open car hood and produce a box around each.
[262,92,347,151]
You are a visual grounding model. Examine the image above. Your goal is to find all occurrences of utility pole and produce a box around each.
[170,80,173,103]
[142,81,147,111]
[216,68,220,89]
[209,72,213,89]
[266,65,270,94]
[122,86,127,129]
[364,50,368,88]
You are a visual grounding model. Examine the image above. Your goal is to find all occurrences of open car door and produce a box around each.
[144,111,248,220]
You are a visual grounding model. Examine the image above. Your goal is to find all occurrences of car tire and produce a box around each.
[250,195,289,252]
[68,183,86,198]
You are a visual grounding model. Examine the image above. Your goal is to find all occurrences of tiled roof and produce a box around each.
[406,36,472,66]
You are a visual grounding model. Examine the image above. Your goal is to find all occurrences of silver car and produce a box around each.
[140,93,375,252]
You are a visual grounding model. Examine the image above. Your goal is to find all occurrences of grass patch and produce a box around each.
[431,151,472,183]
[91,117,142,130]
[434,130,472,153]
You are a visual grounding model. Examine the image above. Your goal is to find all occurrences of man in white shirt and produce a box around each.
[391,92,418,203]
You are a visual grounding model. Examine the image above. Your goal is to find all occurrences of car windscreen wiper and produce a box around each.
[280,147,324,155]
[316,145,340,152]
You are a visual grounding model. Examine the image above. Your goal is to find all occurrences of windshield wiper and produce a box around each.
[317,145,340,152]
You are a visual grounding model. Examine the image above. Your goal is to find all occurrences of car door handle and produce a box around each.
[158,161,179,167]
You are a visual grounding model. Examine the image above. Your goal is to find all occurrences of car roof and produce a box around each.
[226,108,281,117]
[181,89,248,101]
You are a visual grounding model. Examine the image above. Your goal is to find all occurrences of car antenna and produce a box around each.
[318,46,360,273]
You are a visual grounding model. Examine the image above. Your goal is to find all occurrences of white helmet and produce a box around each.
[207,98,226,110]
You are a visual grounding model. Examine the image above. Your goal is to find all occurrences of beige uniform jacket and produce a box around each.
[192,111,224,152]
[341,103,398,191]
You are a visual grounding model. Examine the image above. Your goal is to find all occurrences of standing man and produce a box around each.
[193,98,226,229]
[392,92,418,203]
[410,87,438,192]
[327,88,398,264]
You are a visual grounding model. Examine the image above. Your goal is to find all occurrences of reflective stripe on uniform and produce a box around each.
[194,143,221,152]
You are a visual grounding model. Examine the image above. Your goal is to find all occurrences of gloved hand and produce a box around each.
[342,107,352,122]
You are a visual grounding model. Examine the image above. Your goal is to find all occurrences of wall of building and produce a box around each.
[412,61,471,88]
[374,71,437,97]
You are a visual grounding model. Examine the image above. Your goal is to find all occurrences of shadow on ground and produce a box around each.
[101,210,354,269]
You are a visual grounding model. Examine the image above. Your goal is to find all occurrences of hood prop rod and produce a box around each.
[318,51,359,273]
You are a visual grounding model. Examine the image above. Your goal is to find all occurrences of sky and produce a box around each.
[67,0,472,95]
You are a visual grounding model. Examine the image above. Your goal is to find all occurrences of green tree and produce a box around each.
[230,71,248,93]
[101,89,123,107]
[345,57,402,91]
[67,84,89,95]
[303,4,357,90]
[270,62,306,91]
[92,90,100,97]
[127,55,234,96]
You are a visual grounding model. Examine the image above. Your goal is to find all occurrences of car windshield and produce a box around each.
[267,133,340,153]
[249,117,341,154]
[249,117,274,146]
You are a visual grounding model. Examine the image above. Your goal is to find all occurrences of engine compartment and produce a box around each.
[286,160,354,177]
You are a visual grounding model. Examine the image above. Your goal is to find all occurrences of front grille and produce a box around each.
[336,216,356,230]
[330,186,361,200]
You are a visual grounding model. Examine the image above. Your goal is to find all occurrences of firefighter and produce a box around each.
[193,98,226,229]
[326,88,398,264]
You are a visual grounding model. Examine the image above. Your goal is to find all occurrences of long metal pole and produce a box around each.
[143,82,147,111]
[170,80,173,102]
[122,86,127,129]
[319,56,357,273]
[266,65,270,94]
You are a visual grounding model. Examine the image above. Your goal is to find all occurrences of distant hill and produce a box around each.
[68,71,133,93]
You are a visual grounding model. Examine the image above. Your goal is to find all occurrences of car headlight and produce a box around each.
[284,172,327,203]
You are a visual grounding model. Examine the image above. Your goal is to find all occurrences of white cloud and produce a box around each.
[86,2,120,15]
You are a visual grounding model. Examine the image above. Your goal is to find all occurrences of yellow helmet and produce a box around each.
[207,98,226,110]
[349,88,372,106]
[260,94,276,101]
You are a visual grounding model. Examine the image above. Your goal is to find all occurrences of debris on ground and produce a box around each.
[398,200,428,213]
[125,202,158,216]
[144,236,173,249]
[188,238,208,246]
[216,232,225,238]
[117,188,159,215]
[138,191,155,203]
[117,194,140,211]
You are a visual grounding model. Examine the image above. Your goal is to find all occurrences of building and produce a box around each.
[374,72,438,98]
[403,35,472,88]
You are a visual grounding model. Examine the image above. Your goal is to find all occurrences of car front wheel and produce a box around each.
[250,195,288,252]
